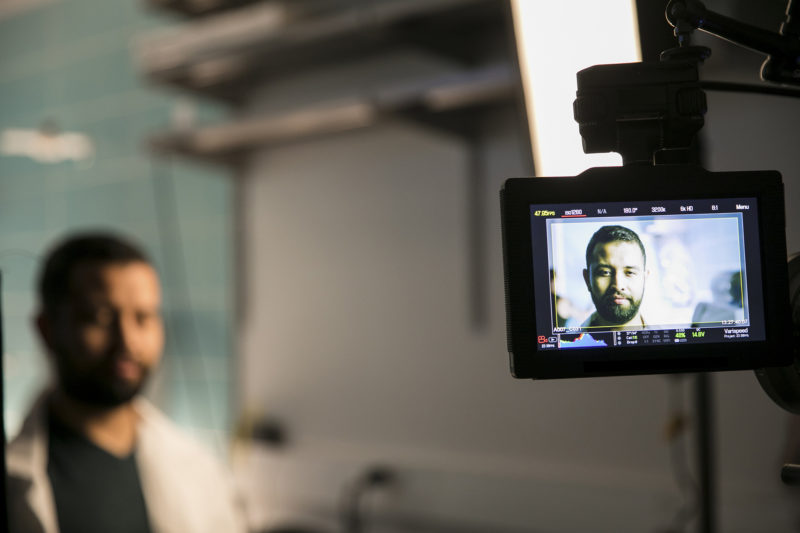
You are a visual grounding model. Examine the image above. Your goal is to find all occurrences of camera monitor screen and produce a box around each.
[501,166,793,379]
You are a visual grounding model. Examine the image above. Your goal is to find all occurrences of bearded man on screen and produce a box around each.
[581,225,650,329]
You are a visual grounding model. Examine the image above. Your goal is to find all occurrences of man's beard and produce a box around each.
[56,357,149,408]
[592,286,643,325]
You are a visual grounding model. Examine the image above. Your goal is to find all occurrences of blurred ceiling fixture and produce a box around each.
[189,55,247,87]
[139,0,518,164]
[422,63,515,112]
[149,61,516,159]
[181,0,223,13]
[0,119,95,164]
[149,0,258,16]
[188,100,376,153]
[135,1,289,72]
[511,0,641,176]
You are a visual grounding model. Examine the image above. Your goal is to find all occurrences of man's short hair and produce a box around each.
[38,232,151,313]
[585,225,646,268]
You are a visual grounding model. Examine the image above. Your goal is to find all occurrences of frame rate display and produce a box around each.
[501,167,792,379]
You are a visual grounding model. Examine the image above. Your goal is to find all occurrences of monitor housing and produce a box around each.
[501,165,793,379]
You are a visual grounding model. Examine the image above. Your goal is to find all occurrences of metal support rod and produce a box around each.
[666,0,800,57]
[695,372,715,533]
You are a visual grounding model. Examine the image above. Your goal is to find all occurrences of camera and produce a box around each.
[501,165,793,379]
[501,32,795,379]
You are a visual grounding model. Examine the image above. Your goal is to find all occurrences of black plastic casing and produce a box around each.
[501,165,793,379]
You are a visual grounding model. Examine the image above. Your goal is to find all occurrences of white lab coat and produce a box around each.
[6,392,248,533]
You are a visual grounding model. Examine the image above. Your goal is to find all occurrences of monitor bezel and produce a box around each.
[501,165,793,379]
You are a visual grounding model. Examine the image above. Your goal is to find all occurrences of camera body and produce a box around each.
[501,165,793,379]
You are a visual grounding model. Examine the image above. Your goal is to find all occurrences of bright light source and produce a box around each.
[511,0,641,176]
[1,128,94,164]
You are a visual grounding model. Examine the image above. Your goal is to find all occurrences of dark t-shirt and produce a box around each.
[47,411,153,533]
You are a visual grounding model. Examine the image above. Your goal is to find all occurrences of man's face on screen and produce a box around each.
[584,241,647,325]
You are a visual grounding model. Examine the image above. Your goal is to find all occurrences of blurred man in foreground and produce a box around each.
[6,233,246,533]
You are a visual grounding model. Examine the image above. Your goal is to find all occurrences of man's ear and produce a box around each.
[583,268,591,292]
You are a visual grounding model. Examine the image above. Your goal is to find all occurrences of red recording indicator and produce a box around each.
[538,335,548,344]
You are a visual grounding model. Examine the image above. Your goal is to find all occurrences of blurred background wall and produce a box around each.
[2,1,800,533]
